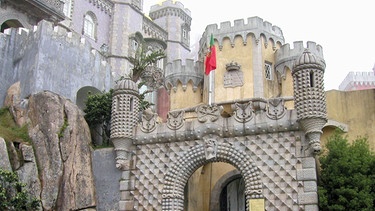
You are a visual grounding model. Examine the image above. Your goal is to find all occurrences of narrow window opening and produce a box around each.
[265,62,273,80]
[310,71,315,87]
[129,97,134,112]
[115,96,120,112]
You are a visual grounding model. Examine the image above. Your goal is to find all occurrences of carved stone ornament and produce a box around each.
[140,109,158,133]
[141,66,164,89]
[167,110,185,130]
[203,135,218,160]
[266,98,286,120]
[233,102,254,123]
[115,159,131,171]
[196,104,221,123]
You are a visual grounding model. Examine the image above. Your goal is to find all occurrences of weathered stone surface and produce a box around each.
[0,137,12,171]
[17,143,42,210]
[4,81,28,127]
[26,91,97,210]
[92,148,121,211]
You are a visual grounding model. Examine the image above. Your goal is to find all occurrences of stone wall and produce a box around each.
[92,148,122,211]
[0,20,112,106]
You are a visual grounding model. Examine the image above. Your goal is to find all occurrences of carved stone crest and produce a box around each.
[267,98,286,120]
[203,135,218,160]
[196,104,221,123]
[140,108,158,133]
[233,102,254,123]
[167,110,185,130]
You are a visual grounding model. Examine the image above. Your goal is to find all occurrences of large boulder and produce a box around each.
[5,89,97,211]
[27,91,97,210]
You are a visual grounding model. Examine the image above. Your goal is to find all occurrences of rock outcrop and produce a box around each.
[1,86,97,211]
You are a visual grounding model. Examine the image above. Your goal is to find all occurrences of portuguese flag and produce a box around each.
[205,34,216,75]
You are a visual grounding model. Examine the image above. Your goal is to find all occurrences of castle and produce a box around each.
[1,0,372,211]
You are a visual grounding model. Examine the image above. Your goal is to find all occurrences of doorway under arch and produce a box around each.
[1,19,23,32]
[162,141,263,211]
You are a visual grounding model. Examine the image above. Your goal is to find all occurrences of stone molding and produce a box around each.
[134,98,299,145]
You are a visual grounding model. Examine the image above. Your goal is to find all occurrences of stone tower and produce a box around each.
[110,77,140,210]
[149,0,191,63]
[109,0,145,77]
[292,49,327,154]
[110,77,139,168]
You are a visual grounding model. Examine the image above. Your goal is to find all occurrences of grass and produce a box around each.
[0,107,31,143]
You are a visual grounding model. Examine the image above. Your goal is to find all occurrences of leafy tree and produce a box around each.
[84,44,164,146]
[318,131,375,210]
[128,43,166,82]
[0,168,40,210]
[84,89,113,145]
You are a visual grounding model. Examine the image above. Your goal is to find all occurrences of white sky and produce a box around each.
[144,0,375,90]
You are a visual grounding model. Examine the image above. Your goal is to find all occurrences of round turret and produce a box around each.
[110,77,140,139]
[292,49,327,154]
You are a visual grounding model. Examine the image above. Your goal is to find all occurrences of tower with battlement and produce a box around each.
[149,0,191,63]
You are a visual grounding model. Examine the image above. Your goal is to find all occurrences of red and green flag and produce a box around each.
[205,34,216,75]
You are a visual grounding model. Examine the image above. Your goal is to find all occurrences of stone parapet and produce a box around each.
[149,0,191,25]
[339,71,375,91]
[275,41,324,80]
[134,98,299,144]
[200,16,284,50]
[164,59,204,92]
[0,20,112,105]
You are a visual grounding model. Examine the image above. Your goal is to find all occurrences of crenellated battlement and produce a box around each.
[339,71,375,90]
[0,20,112,106]
[275,41,324,80]
[2,20,108,66]
[149,0,191,25]
[164,59,203,92]
[200,16,284,50]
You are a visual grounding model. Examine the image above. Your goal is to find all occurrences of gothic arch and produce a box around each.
[162,140,263,211]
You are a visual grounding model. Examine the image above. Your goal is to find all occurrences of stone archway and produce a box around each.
[162,140,263,211]
[210,169,242,211]
[76,86,101,110]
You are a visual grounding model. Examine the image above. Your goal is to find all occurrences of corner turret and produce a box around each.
[292,49,327,154]
[164,59,204,110]
[110,77,140,168]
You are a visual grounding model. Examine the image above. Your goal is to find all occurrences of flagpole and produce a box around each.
[208,71,213,105]
[206,33,216,105]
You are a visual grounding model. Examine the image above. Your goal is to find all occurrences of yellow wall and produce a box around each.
[322,89,375,150]
[186,162,236,211]
[214,36,254,102]
[169,81,202,110]
[262,36,279,99]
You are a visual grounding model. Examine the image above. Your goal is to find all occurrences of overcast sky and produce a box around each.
[144,0,375,90]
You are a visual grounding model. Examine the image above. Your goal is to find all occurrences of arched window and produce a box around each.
[63,0,72,17]
[83,12,96,40]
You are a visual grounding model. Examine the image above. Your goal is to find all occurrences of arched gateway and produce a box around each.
[162,141,262,210]
[110,49,327,211]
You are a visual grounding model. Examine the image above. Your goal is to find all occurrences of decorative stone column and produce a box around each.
[292,49,327,155]
[110,77,140,211]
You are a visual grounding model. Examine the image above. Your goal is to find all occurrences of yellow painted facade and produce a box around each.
[214,36,255,102]
[322,89,375,150]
